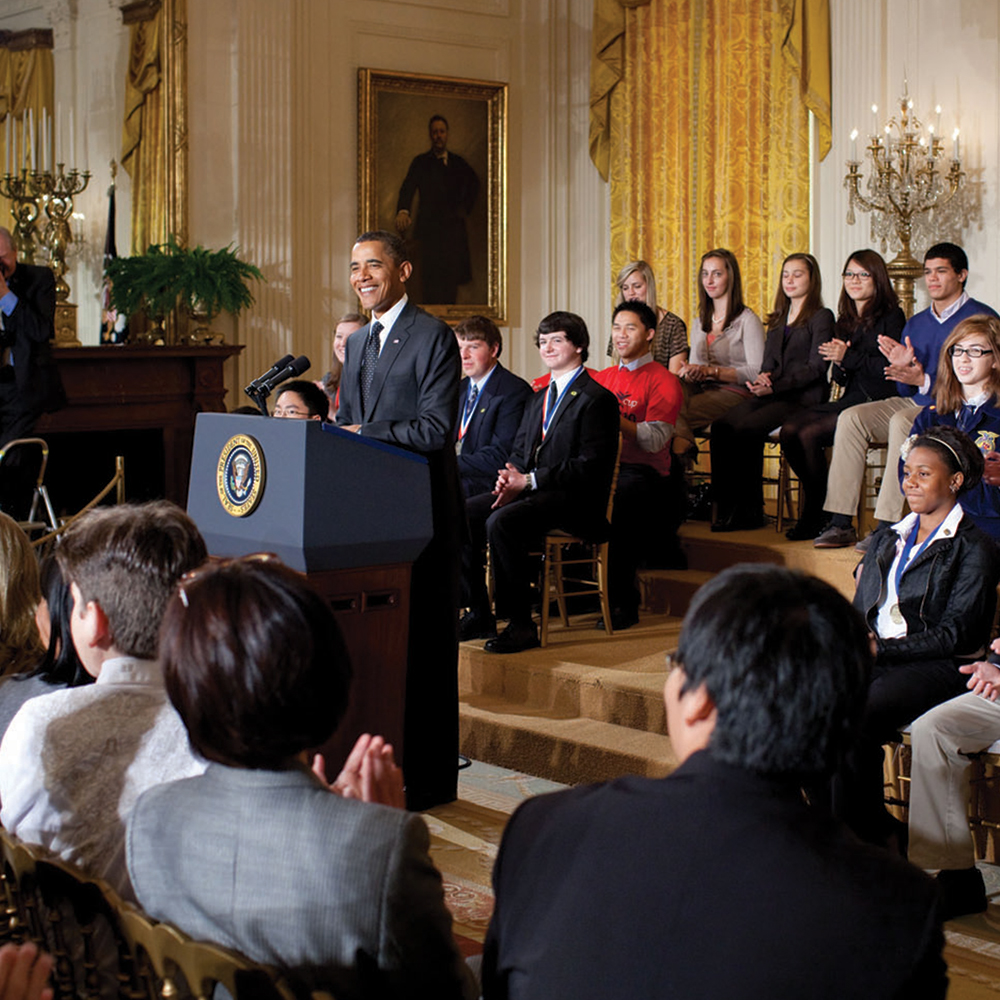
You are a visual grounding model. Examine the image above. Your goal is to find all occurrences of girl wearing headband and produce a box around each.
[837,423,1000,849]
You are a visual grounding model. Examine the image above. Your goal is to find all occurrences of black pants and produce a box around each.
[834,658,967,845]
[710,396,805,521]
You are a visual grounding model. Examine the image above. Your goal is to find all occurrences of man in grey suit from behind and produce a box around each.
[126,558,475,1000]
[336,230,463,811]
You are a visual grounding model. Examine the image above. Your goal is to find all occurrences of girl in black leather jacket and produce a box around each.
[840,426,1000,845]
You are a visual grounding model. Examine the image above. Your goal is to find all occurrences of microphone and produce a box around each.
[258,355,311,394]
[244,354,295,396]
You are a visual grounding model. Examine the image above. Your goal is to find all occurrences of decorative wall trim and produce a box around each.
[0,28,54,49]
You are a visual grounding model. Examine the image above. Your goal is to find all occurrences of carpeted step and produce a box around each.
[639,569,714,617]
[460,703,678,786]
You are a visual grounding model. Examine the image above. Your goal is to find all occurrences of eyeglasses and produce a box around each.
[273,406,310,418]
[949,345,990,358]
[842,271,872,280]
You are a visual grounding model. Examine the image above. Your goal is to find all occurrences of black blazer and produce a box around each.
[507,368,619,536]
[2,262,64,416]
[337,298,462,546]
[832,306,907,405]
[483,752,946,1000]
[456,364,532,497]
[761,306,834,405]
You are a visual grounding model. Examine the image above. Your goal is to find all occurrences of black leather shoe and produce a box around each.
[712,511,765,533]
[596,608,639,632]
[458,609,497,641]
[484,622,540,654]
[785,518,824,541]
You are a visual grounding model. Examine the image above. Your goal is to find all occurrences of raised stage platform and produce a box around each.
[458,520,860,785]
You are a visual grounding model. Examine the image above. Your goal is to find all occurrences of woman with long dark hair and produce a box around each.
[781,249,905,540]
[709,253,834,531]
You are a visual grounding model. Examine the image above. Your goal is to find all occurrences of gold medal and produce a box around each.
[889,604,904,625]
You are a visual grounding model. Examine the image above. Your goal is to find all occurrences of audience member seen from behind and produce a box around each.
[127,558,476,1000]
[0,555,91,742]
[675,249,765,454]
[905,315,1000,539]
[272,380,328,421]
[320,313,365,418]
[0,502,209,898]
[606,261,689,375]
[838,426,1000,848]
[482,565,946,1000]
[780,249,905,540]
[0,512,42,681]
[709,253,834,532]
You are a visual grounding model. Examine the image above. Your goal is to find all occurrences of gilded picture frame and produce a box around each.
[358,68,507,324]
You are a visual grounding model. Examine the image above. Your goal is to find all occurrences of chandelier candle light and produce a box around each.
[1,107,90,344]
[844,81,964,317]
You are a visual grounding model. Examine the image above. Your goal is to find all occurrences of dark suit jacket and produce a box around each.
[456,363,532,497]
[483,751,946,1000]
[1,262,63,416]
[508,367,620,537]
[761,306,834,405]
[128,763,475,1000]
[337,297,462,547]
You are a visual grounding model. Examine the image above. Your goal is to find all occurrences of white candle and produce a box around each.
[69,108,75,166]
[953,128,961,160]
[850,128,858,161]
[55,104,61,165]
[21,114,26,173]
[871,104,878,136]
[4,115,9,176]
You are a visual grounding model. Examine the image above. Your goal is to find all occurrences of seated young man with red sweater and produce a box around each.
[595,301,684,629]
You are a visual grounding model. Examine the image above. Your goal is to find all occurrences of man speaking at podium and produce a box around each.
[338,229,462,811]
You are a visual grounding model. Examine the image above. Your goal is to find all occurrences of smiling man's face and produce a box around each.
[350,240,411,317]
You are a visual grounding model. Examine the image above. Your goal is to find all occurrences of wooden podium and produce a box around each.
[186,413,433,776]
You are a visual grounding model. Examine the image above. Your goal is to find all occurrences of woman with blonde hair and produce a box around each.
[903,314,1000,539]
[0,513,42,678]
[607,260,688,374]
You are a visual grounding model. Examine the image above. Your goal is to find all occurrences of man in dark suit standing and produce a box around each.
[454,315,531,498]
[459,311,620,652]
[395,115,479,304]
[0,227,61,448]
[482,565,947,1000]
[337,230,462,811]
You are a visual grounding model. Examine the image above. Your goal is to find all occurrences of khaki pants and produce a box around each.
[909,692,1000,870]
[823,397,920,522]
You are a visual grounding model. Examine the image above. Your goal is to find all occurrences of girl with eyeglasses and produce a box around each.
[780,249,905,540]
[903,314,1000,538]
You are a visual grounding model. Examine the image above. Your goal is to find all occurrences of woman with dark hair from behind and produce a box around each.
[0,553,91,742]
[126,558,475,1000]
[782,249,905,540]
[839,425,1000,847]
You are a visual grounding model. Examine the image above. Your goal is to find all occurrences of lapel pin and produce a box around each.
[570,390,578,397]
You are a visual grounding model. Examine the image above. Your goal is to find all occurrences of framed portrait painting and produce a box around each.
[358,68,507,323]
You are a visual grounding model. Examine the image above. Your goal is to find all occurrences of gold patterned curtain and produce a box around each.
[0,34,54,252]
[121,5,166,254]
[594,0,830,326]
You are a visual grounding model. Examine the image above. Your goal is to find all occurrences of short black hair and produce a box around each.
[909,425,984,495]
[160,558,352,770]
[355,230,409,266]
[534,311,590,364]
[429,114,449,131]
[24,555,90,688]
[674,565,872,778]
[274,379,328,419]
[925,242,969,288]
[613,300,658,332]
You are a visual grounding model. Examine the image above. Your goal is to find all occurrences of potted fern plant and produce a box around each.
[105,236,264,344]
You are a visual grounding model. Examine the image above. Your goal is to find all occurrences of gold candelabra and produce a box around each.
[844,82,964,316]
[34,165,91,304]
[0,167,43,263]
